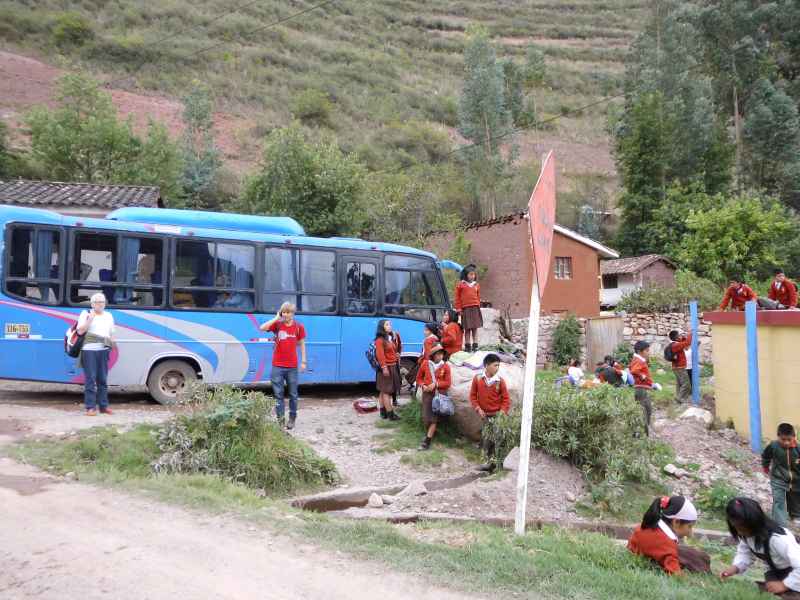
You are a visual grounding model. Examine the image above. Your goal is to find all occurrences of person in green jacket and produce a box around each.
[762,423,800,527]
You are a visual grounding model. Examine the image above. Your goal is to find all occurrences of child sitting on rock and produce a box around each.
[721,497,800,597]
[762,423,800,527]
[628,495,710,575]
[470,353,511,473]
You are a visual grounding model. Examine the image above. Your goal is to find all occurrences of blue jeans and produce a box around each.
[271,366,298,419]
[83,349,110,410]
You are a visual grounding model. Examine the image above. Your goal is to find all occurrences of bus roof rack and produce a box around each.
[106,207,306,236]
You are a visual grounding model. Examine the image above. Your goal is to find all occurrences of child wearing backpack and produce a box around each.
[415,344,451,451]
[762,423,800,527]
[666,330,692,404]
[627,495,710,575]
[454,264,482,352]
[470,353,511,473]
[721,497,800,597]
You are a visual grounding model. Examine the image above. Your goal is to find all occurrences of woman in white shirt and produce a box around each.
[76,293,116,416]
[721,497,800,597]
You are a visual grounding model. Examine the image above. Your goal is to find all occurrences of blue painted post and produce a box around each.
[745,301,762,453]
[689,301,700,406]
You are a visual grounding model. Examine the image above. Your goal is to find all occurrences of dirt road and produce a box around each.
[0,385,481,600]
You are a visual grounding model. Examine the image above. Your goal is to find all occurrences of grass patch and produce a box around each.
[372,398,481,464]
[298,515,766,600]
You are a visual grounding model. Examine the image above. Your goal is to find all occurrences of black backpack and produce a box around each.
[663,343,676,363]
[64,311,87,358]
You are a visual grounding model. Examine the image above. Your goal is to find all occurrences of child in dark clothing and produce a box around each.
[762,423,800,527]
[721,497,800,597]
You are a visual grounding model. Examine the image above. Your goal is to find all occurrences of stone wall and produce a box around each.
[510,312,712,366]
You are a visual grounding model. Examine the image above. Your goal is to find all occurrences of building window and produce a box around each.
[602,274,618,289]
[554,257,572,280]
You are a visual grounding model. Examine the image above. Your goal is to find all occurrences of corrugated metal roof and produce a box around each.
[601,254,676,275]
[0,179,161,209]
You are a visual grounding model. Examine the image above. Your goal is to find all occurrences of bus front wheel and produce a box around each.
[147,360,197,405]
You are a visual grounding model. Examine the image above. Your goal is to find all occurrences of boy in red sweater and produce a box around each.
[629,341,662,436]
[719,277,757,311]
[470,353,511,472]
[768,269,798,309]
[667,330,692,404]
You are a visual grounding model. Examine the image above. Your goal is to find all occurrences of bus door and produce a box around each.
[338,254,380,382]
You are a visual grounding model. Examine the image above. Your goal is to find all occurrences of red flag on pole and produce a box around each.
[527,151,556,299]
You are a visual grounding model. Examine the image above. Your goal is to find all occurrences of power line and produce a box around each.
[105,0,266,87]
[105,0,339,88]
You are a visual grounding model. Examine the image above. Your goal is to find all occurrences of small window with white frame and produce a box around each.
[554,256,573,280]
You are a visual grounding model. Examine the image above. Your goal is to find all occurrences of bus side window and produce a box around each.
[4,227,62,304]
[383,254,447,321]
[345,261,376,314]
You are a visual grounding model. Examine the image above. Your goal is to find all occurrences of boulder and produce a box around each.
[449,360,524,441]
[477,307,502,347]
[367,493,384,508]
[503,446,521,471]
[664,463,689,479]
[680,407,714,427]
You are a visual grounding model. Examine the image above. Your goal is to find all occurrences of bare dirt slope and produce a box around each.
[0,50,256,174]
[0,459,481,600]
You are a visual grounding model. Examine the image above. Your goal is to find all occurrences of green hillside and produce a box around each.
[0,0,647,227]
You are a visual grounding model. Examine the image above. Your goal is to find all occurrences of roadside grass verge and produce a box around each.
[5,426,764,599]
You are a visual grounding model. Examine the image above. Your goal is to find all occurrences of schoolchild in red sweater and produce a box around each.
[440,309,463,357]
[628,496,709,575]
[668,330,692,404]
[769,269,798,309]
[470,353,511,473]
[720,277,758,311]
[407,322,440,390]
[416,344,452,451]
[374,319,401,421]
[629,341,662,436]
[454,264,482,352]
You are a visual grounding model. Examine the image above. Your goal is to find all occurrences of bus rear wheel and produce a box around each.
[147,360,197,405]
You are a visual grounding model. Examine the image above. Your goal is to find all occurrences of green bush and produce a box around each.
[696,479,740,515]
[552,314,582,366]
[52,12,94,48]
[153,386,339,494]
[290,89,334,127]
[613,341,633,365]
[484,384,651,487]
[617,270,721,313]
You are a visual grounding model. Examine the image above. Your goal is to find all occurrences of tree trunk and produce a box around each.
[483,114,496,219]
[733,84,743,193]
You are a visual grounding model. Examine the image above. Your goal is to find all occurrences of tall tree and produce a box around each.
[239,123,365,237]
[458,25,515,220]
[26,73,183,202]
[180,83,221,209]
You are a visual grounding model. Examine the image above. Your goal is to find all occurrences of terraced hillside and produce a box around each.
[0,0,647,224]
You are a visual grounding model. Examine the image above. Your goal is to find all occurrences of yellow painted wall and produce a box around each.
[712,323,800,443]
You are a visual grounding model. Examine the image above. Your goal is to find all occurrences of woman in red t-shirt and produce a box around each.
[260,302,306,430]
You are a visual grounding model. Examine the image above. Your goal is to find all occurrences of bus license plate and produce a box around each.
[4,323,31,336]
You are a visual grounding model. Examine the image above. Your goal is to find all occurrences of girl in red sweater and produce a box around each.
[374,319,401,421]
[628,495,710,575]
[454,264,482,352]
[440,309,463,357]
[416,344,452,450]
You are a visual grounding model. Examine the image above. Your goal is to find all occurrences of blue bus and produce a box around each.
[0,205,454,403]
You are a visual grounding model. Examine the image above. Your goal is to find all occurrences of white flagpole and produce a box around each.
[514,274,540,535]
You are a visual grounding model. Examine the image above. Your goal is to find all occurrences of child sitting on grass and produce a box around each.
[721,497,800,598]
[627,495,710,574]
[762,423,800,528]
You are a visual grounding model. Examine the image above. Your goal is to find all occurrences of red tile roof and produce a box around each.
[601,254,676,275]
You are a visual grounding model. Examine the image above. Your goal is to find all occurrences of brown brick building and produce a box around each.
[600,254,677,308]
[427,211,618,318]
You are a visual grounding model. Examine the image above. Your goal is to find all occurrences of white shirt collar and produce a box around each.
[658,519,678,541]
[633,353,646,363]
